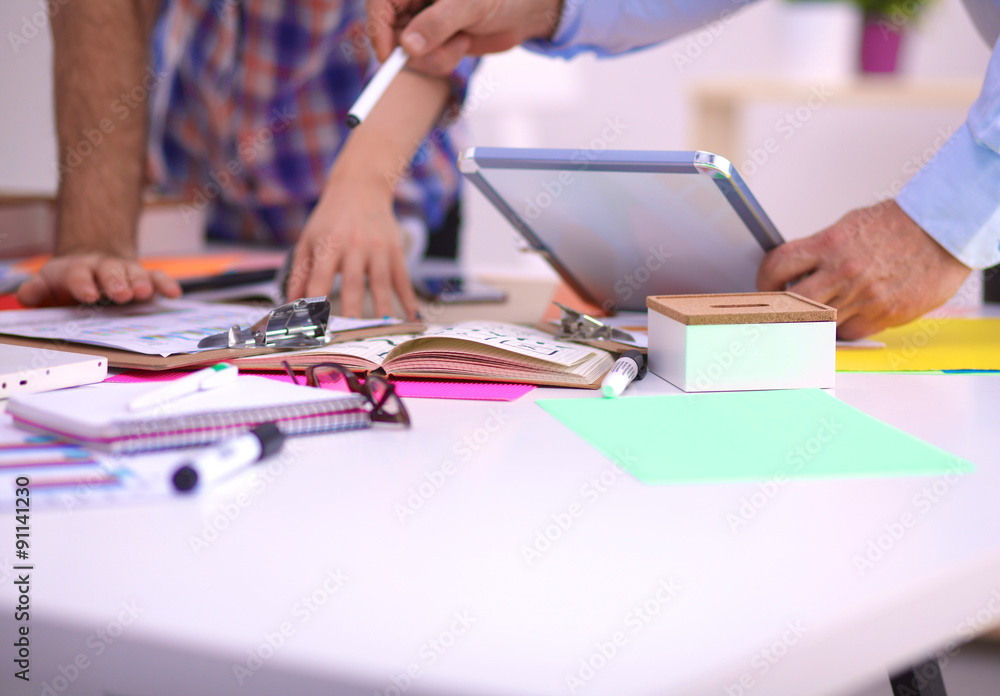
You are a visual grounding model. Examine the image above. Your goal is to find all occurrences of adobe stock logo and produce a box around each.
[564,579,681,693]
[520,451,638,566]
[723,620,808,695]
[7,0,70,53]
[371,610,478,696]
[521,117,628,222]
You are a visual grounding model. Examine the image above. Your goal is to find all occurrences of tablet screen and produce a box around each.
[462,149,783,312]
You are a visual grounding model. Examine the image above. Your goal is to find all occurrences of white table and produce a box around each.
[2,370,1000,696]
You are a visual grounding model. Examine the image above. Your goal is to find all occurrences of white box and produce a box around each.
[0,345,107,399]
[646,292,836,392]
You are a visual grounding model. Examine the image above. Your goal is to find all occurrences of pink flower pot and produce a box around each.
[860,13,903,74]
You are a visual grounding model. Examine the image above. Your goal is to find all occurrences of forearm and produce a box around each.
[287,69,451,315]
[327,69,451,194]
[895,34,1000,269]
[50,0,160,257]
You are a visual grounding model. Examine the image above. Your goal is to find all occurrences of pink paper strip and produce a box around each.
[391,379,535,401]
[107,370,535,401]
[105,371,188,383]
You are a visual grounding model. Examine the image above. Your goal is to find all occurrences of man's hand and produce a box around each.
[16,254,182,307]
[44,0,164,307]
[366,0,563,75]
[284,180,419,320]
[757,200,971,340]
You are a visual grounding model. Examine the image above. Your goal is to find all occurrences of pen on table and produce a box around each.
[171,423,286,493]
[127,363,239,412]
[346,46,409,128]
[601,350,646,398]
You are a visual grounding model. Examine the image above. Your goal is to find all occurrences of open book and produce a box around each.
[234,321,615,388]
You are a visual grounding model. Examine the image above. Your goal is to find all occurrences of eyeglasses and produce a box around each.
[282,361,410,427]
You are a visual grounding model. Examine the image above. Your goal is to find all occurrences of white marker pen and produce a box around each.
[171,423,286,492]
[128,363,238,412]
[601,350,646,398]
[346,46,409,128]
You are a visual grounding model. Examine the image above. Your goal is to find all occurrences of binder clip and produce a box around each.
[198,297,331,350]
[553,302,635,343]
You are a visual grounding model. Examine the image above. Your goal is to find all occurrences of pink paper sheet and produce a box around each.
[106,370,535,401]
[389,379,535,401]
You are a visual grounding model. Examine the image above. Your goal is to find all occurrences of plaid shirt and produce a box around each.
[147,0,474,244]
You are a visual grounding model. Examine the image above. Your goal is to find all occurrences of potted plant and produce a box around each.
[853,0,932,73]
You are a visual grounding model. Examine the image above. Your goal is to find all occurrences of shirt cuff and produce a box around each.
[896,122,1000,270]
[524,1,624,59]
[540,0,585,51]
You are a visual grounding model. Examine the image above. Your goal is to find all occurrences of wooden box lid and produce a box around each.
[646,292,836,326]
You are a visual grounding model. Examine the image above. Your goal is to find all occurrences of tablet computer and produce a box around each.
[458,148,784,313]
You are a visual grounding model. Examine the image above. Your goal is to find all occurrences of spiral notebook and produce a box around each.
[6,376,369,454]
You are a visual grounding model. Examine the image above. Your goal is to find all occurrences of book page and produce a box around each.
[385,339,613,385]
[401,322,597,367]
[237,334,421,370]
[321,335,420,365]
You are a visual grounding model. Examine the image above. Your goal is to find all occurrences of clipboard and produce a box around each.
[0,298,424,371]
[532,302,648,355]
[0,334,272,371]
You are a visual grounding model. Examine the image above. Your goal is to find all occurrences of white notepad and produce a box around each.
[7,376,368,453]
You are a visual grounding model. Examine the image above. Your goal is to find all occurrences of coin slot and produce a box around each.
[710,303,769,308]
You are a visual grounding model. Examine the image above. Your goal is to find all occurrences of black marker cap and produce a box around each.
[622,350,647,380]
[172,465,199,493]
[252,422,286,459]
[172,424,285,494]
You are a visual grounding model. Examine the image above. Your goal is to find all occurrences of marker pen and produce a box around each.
[171,423,286,493]
[601,350,646,398]
[128,363,238,412]
[346,46,409,128]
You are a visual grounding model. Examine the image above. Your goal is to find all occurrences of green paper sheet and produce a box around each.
[537,390,972,485]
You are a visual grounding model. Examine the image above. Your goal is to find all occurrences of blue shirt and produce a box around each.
[527,0,1000,269]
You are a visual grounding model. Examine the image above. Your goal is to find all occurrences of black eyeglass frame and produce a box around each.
[281,361,411,427]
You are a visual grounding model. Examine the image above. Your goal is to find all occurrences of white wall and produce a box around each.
[0,0,58,195]
[0,0,993,273]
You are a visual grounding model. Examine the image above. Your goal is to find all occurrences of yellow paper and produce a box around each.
[836,318,1000,371]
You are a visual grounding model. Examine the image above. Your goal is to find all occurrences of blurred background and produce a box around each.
[0,0,992,280]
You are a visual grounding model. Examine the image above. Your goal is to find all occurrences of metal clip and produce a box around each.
[552,302,634,343]
[198,297,331,350]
